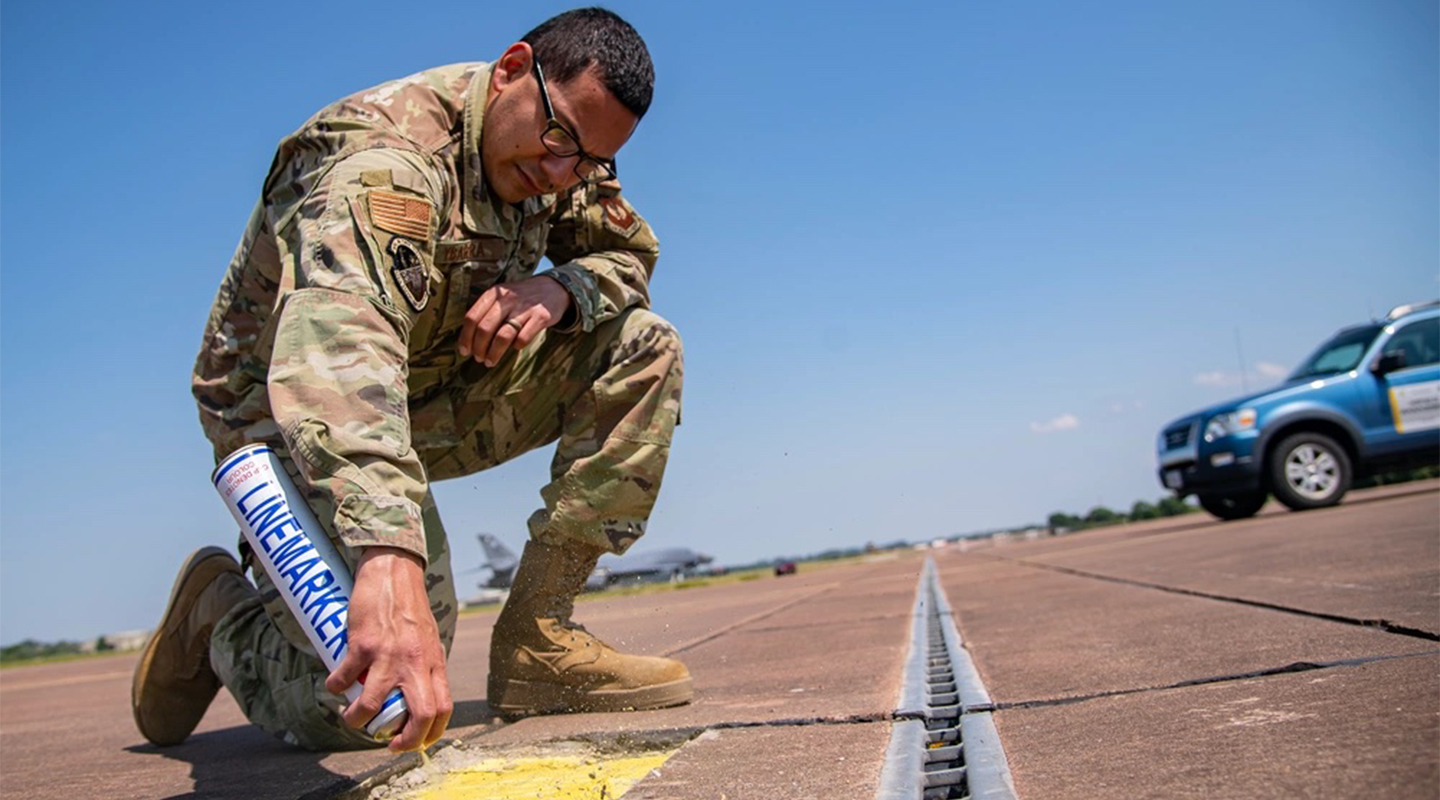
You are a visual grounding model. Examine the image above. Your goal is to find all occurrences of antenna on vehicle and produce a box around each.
[1234,327,1248,393]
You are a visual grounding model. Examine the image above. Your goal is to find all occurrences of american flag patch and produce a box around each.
[368,190,432,240]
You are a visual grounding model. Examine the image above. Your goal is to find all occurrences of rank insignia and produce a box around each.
[388,238,429,312]
[598,196,641,239]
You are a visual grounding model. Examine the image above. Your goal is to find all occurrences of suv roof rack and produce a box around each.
[1384,300,1440,321]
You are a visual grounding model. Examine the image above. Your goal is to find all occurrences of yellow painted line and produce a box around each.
[409,750,677,800]
[0,671,132,692]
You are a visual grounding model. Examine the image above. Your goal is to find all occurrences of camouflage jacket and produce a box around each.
[193,62,660,561]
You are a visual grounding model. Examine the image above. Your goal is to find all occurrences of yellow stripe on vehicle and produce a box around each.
[1389,387,1406,434]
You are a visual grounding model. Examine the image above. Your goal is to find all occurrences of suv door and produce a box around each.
[1357,316,1440,458]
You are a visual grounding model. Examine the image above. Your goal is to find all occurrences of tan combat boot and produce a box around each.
[132,546,256,746]
[488,540,693,715]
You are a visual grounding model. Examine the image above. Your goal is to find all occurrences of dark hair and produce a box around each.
[522,7,654,119]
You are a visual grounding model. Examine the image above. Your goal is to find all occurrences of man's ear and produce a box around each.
[491,42,534,93]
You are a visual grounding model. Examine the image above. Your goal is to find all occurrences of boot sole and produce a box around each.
[131,546,238,746]
[489,675,693,716]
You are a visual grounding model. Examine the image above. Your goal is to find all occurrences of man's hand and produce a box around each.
[458,275,572,367]
[326,547,451,752]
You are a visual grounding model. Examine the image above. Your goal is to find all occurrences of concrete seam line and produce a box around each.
[991,649,1440,711]
[742,611,913,634]
[705,713,893,730]
[981,556,1440,642]
[0,671,135,692]
[662,582,841,656]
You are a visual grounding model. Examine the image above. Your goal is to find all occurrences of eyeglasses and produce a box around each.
[532,59,618,185]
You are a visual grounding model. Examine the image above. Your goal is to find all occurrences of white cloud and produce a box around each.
[1194,370,1238,387]
[1194,363,1291,388]
[1109,400,1146,414]
[1030,413,1080,434]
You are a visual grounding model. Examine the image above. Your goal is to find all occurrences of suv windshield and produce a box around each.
[1288,324,1385,380]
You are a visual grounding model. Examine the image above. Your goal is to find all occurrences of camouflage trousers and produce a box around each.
[210,307,684,750]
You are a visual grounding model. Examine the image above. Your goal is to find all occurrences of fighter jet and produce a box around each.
[594,546,716,587]
[476,533,520,589]
[470,534,714,595]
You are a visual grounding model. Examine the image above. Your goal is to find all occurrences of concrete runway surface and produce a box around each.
[1,481,1435,799]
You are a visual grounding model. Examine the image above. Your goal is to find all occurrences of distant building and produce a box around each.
[104,630,150,652]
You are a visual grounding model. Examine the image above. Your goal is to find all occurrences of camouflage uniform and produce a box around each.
[193,62,681,750]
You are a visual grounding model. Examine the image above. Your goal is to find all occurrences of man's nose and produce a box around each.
[538,154,579,192]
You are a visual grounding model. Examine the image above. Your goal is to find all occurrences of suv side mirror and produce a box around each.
[1373,351,1408,375]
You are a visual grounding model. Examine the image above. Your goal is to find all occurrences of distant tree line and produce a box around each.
[1357,465,1438,489]
[0,636,112,665]
[1047,496,1199,533]
[1,639,82,663]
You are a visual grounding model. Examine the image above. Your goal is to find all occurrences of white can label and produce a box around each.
[214,446,356,668]
[213,445,408,738]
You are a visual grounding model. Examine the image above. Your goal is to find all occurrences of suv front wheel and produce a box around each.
[1198,490,1268,520]
[1268,432,1352,511]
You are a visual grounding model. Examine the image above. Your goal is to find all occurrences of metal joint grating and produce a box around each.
[876,558,1017,800]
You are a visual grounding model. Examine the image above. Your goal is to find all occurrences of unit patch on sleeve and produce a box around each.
[388,238,429,312]
[598,196,641,239]
[370,190,433,240]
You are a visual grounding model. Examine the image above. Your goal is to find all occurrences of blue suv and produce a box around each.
[1158,301,1440,520]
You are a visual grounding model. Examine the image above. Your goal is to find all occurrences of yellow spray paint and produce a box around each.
[409,750,676,800]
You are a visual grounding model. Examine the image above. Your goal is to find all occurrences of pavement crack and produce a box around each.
[705,713,892,730]
[990,650,1440,711]
[983,555,1440,642]
[662,583,841,656]
[738,612,910,634]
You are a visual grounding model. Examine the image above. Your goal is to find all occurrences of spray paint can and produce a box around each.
[212,444,409,740]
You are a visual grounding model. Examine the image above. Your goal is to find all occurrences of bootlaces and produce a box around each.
[549,618,610,650]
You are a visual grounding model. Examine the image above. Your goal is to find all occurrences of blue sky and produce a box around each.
[2,0,1435,644]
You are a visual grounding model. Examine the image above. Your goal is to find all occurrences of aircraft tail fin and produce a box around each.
[477,533,519,588]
